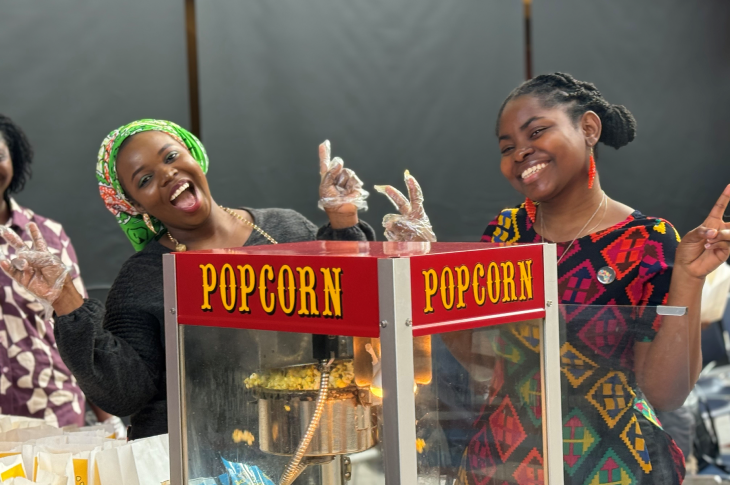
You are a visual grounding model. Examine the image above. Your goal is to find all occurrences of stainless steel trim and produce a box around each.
[258,390,377,456]
[657,305,688,316]
[413,308,546,334]
[378,257,418,484]
[163,254,184,484]
[541,244,564,484]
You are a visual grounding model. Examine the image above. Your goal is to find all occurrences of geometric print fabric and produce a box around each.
[563,409,600,476]
[586,371,635,429]
[561,342,599,388]
[587,449,636,485]
[465,205,684,485]
[620,415,652,474]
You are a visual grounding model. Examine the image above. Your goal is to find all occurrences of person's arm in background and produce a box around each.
[58,227,127,437]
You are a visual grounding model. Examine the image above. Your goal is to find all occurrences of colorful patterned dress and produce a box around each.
[457,203,686,485]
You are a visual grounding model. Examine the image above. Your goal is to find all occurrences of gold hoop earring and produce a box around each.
[143,214,158,234]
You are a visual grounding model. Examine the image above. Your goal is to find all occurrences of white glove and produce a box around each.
[375,170,436,242]
[0,222,70,320]
[318,140,369,212]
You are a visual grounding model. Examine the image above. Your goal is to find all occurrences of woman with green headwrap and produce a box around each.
[0,119,374,440]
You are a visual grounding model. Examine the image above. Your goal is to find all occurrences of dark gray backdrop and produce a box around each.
[0,1,728,295]
[197,0,523,243]
[0,0,189,299]
[533,0,730,234]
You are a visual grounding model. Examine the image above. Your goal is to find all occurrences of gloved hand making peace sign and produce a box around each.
[374,170,437,242]
[0,222,70,320]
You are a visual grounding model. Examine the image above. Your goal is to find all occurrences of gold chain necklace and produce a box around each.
[540,192,606,265]
[166,207,278,252]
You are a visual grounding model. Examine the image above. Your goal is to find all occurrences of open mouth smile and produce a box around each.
[169,180,201,212]
[519,162,548,182]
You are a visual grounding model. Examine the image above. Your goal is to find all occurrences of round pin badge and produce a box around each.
[597,266,616,285]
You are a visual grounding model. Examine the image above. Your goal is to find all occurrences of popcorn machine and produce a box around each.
[164,241,562,484]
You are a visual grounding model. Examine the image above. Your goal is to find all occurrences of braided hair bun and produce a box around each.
[497,72,637,150]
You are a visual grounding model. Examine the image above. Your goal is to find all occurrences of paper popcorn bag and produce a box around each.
[0,442,23,460]
[0,425,63,443]
[70,424,118,440]
[95,434,170,485]
[33,451,72,481]
[0,454,27,480]
[1,478,35,485]
[0,414,47,433]
[94,445,125,485]
[130,434,169,485]
[34,469,67,485]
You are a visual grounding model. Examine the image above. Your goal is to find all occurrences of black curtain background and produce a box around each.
[0,0,728,295]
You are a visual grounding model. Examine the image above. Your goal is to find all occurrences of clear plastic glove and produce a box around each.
[318,140,369,212]
[0,222,70,320]
[374,170,437,242]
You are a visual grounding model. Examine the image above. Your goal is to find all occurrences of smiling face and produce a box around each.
[0,135,14,198]
[497,95,600,202]
[115,130,212,230]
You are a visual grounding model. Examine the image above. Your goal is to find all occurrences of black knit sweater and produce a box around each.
[54,208,375,439]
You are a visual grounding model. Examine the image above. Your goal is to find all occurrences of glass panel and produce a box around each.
[415,319,546,484]
[181,326,385,484]
[559,305,691,484]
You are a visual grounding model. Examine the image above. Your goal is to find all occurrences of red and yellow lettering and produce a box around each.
[440,267,455,310]
[472,263,486,306]
[259,265,276,314]
[518,259,533,301]
[487,262,501,304]
[501,261,516,302]
[296,266,319,315]
[423,269,438,313]
[200,264,217,310]
[321,268,343,317]
[237,264,255,313]
[219,263,237,312]
[455,265,469,309]
[277,265,296,314]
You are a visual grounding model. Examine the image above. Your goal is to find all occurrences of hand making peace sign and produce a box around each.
[676,184,730,279]
[375,170,437,242]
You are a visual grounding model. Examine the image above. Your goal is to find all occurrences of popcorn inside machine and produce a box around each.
[164,241,563,485]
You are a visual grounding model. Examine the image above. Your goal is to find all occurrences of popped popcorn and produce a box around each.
[244,360,355,391]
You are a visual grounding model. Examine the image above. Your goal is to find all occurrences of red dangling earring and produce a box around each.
[525,198,537,223]
[588,147,596,189]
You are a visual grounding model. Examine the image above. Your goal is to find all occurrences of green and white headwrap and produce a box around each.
[96,119,209,251]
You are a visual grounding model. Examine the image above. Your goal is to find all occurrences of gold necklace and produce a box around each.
[166,207,278,251]
[540,192,606,265]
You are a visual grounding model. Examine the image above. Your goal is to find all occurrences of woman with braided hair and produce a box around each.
[377,73,730,484]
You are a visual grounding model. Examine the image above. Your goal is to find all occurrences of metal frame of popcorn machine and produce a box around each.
[163,241,563,485]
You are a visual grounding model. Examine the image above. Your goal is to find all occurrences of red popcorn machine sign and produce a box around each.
[172,241,547,336]
[164,241,562,485]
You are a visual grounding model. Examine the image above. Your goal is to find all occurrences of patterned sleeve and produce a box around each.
[481,205,527,244]
[634,218,681,342]
[481,216,500,242]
